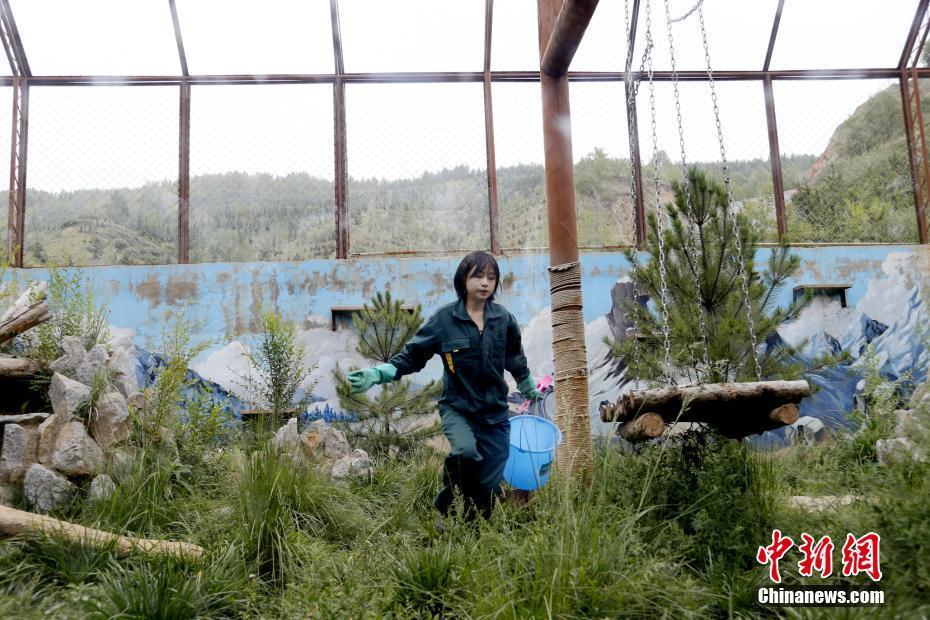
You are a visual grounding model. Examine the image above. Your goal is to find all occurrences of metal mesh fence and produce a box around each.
[189,84,336,263]
[775,79,918,244]
[0,87,10,254]
[23,86,178,267]
[341,0,484,73]
[636,80,779,242]
[345,82,489,254]
[769,0,917,70]
[492,82,546,251]
[570,81,634,247]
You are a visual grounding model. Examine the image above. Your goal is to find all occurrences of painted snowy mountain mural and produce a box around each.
[577,250,930,445]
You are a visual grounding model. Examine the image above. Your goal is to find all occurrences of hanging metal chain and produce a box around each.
[669,0,704,24]
[644,0,674,384]
[623,0,645,378]
[697,3,763,381]
[661,0,712,380]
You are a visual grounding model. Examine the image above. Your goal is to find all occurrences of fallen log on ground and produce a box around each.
[0,356,40,377]
[600,380,810,423]
[0,505,205,560]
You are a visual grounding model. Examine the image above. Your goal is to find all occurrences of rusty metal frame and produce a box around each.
[763,0,785,72]
[0,0,27,266]
[178,80,190,263]
[1,0,930,262]
[168,0,189,77]
[624,0,644,249]
[763,0,787,240]
[170,0,191,263]
[330,0,348,259]
[484,0,501,255]
[901,0,930,244]
[0,0,28,78]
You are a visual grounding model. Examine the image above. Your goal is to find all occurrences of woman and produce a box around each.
[348,251,542,523]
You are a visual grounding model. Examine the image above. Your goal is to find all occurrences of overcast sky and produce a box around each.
[2,0,919,191]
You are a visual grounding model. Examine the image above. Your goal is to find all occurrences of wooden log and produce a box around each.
[0,281,47,324]
[618,412,665,442]
[0,300,51,346]
[0,356,39,377]
[0,505,205,560]
[599,380,810,423]
[0,301,52,343]
[716,403,801,439]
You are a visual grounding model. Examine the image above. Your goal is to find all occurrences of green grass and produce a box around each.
[1,400,927,619]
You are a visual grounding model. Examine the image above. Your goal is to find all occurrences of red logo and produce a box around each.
[841,532,882,582]
[757,529,795,584]
[798,533,834,578]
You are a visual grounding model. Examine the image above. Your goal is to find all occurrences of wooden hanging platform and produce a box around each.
[600,380,809,441]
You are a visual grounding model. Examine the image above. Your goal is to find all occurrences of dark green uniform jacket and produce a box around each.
[389,299,531,423]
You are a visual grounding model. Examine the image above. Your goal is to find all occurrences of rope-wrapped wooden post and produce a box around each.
[550,261,592,479]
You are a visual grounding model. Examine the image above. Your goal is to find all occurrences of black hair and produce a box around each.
[453,251,501,302]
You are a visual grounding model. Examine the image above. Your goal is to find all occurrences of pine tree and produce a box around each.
[612,167,844,385]
[335,291,442,455]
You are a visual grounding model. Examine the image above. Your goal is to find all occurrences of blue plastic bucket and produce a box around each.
[503,414,563,491]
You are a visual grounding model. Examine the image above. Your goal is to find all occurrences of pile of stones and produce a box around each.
[0,337,139,511]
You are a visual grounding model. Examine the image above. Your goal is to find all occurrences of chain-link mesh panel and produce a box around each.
[341,0,483,72]
[775,79,918,244]
[570,81,634,247]
[770,0,918,70]
[490,0,539,71]
[189,84,335,263]
[631,0,780,72]
[176,0,334,75]
[24,86,178,267]
[10,0,179,75]
[346,83,488,254]
[636,80,778,241]
[492,82,546,251]
[0,87,11,254]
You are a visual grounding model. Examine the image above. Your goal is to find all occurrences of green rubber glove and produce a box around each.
[347,363,397,394]
[517,376,544,402]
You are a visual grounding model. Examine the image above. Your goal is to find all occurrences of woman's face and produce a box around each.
[466,265,497,302]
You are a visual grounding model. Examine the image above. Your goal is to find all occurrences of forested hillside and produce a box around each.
[22,151,814,266]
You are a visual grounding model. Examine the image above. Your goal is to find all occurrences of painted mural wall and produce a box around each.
[6,245,929,443]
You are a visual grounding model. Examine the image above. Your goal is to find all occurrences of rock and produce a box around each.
[332,448,371,479]
[48,336,86,376]
[894,409,922,437]
[331,458,351,478]
[877,437,926,465]
[108,348,139,398]
[88,473,116,502]
[0,412,49,426]
[76,344,109,386]
[299,420,351,462]
[126,391,147,412]
[108,449,135,483]
[36,413,66,465]
[23,463,75,512]
[49,373,90,421]
[909,381,930,411]
[0,423,38,483]
[788,495,861,512]
[92,392,130,450]
[0,482,17,507]
[50,421,104,476]
[273,418,300,455]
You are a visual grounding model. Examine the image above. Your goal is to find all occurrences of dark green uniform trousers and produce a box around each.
[434,408,511,520]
